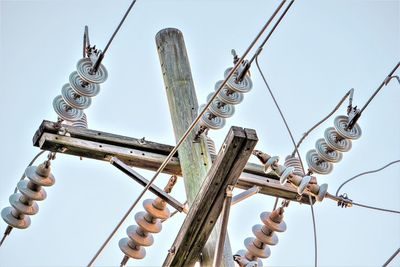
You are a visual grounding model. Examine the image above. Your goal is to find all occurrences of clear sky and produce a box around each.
[0,0,399,266]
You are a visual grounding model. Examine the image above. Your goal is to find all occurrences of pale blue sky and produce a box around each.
[0,0,399,266]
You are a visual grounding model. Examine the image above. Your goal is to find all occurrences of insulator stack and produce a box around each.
[119,176,177,266]
[195,62,252,138]
[52,58,108,126]
[253,151,329,201]
[62,112,88,129]
[234,207,287,267]
[306,115,362,175]
[206,135,217,156]
[284,155,304,176]
[1,161,55,229]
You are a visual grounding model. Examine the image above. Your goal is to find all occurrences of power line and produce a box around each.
[291,89,354,157]
[86,1,289,265]
[255,53,318,267]
[102,0,137,56]
[336,160,400,197]
[348,61,400,129]
[351,201,400,215]
[382,248,400,267]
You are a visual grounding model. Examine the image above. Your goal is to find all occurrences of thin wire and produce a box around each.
[249,0,294,65]
[382,248,400,267]
[255,56,305,171]
[86,2,288,265]
[291,89,354,157]
[102,0,137,56]
[359,62,400,115]
[13,150,46,194]
[255,53,318,267]
[335,160,400,196]
[351,202,400,214]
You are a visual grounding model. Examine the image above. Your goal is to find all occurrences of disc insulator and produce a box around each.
[324,127,352,152]
[334,115,362,140]
[126,225,154,247]
[69,71,100,97]
[1,207,31,229]
[215,80,244,105]
[224,68,253,93]
[252,224,278,246]
[306,149,333,175]
[25,165,55,187]
[17,180,47,201]
[134,211,162,234]
[9,193,39,216]
[53,95,83,122]
[119,238,146,259]
[61,84,92,110]
[315,138,343,163]
[76,58,108,84]
[244,237,271,259]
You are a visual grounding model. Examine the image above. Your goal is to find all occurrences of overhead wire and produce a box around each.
[86,1,289,265]
[335,160,400,197]
[255,56,318,267]
[382,248,400,267]
[291,89,354,157]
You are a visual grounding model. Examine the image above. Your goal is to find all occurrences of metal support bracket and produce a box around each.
[110,157,187,213]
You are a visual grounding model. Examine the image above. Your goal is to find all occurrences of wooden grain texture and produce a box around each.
[163,127,258,267]
[33,120,314,204]
[156,28,233,266]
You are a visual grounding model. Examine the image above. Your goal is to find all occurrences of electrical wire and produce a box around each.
[86,1,288,265]
[102,0,137,56]
[335,160,400,197]
[359,62,400,115]
[351,201,400,214]
[255,53,318,267]
[291,89,354,157]
[382,248,400,267]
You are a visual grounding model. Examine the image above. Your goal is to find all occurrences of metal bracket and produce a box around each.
[231,186,260,206]
[82,25,104,74]
[110,157,187,213]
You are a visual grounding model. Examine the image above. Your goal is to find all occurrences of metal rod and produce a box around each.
[382,247,400,267]
[110,157,186,213]
[212,186,234,267]
[86,2,287,265]
[102,0,137,56]
[248,0,295,65]
[0,226,13,248]
[348,61,400,128]
[231,186,260,206]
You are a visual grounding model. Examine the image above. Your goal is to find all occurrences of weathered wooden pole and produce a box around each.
[156,28,234,267]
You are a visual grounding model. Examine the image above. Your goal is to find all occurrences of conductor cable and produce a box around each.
[86,1,288,265]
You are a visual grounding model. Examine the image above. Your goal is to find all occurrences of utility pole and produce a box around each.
[156,28,234,267]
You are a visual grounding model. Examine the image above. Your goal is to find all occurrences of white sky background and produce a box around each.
[0,0,399,266]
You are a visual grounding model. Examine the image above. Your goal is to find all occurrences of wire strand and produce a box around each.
[102,0,137,56]
[255,55,318,267]
[86,2,288,265]
[335,160,400,196]
[383,248,400,267]
[351,202,400,214]
[291,89,354,157]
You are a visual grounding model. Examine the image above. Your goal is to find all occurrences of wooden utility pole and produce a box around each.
[156,28,234,267]
[163,127,258,266]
